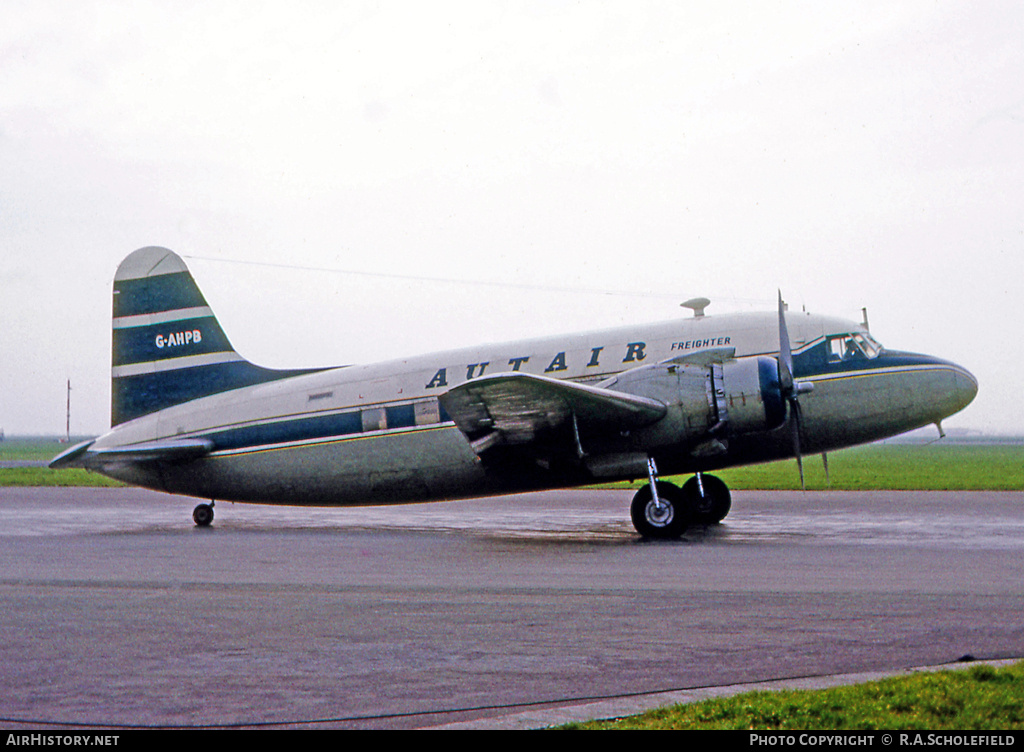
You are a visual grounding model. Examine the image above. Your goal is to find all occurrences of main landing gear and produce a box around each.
[630,459,731,539]
[192,501,215,527]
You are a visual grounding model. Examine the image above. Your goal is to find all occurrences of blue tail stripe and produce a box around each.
[113,272,208,317]
[112,316,233,367]
[110,247,334,426]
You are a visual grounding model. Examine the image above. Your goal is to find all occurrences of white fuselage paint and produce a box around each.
[89,310,976,506]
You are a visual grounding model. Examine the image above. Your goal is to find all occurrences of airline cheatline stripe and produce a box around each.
[112,351,246,379]
[806,363,970,383]
[112,306,214,329]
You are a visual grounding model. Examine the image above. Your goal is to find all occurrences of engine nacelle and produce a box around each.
[714,356,787,435]
[609,356,786,453]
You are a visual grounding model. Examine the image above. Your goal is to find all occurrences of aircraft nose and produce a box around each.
[949,363,979,415]
[885,351,978,425]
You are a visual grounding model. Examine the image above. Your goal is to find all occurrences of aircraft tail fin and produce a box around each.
[111,247,316,426]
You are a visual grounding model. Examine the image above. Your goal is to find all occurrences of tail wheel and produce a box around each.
[630,481,689,539]
[192,503,214,527]
[683,474,731,524]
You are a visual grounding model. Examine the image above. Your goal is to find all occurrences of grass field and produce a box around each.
[676,443,1024,491]
[565,661,1024,730]
[0,436,87,462]
[0,436,124,487]
[604,442,1024,492]
[3,436,1024,489]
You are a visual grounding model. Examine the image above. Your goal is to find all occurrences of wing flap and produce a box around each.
[439,372,666,447]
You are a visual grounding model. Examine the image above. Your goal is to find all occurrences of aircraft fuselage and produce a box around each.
[88,309,977,506]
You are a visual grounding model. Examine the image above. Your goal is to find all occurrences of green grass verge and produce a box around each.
[0,467,125,487]
[0,437,124,487]
[4,438,1024,490]
[604,444,1024,492]
[0,437,91,463]
[565,662,1024,730]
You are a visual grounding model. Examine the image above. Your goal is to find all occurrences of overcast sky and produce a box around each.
[2,1,1022,437]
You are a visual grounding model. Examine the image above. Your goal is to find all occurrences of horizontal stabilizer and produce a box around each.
[49,438,213,468]
[48,439,97,469]
[439,372,666,447]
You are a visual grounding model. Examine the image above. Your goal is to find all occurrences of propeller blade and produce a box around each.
[779,291,805,490]
[822,452,830,488]
[790,396,805,491]
[778,290,794,393]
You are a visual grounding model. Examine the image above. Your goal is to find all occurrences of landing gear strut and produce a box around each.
[630,462,731,539]
[193,501,214,527]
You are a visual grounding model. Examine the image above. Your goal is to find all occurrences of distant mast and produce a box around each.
[65,379,71,443]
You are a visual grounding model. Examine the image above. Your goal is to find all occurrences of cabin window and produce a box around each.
[361,407,386,432]
[414,400,441,426]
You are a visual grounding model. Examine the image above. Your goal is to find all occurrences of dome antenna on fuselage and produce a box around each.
[681,297,711,318]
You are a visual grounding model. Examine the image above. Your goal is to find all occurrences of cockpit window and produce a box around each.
[826,332,882,362]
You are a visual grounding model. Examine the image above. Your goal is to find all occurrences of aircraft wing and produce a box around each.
[663,346,735,367]
[49,438,213,469]
[439,372,666,450]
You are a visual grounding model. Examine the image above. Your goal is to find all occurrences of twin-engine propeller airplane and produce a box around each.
[52,247,978,537]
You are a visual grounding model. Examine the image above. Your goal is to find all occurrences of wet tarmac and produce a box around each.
[1,486,1022,729]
